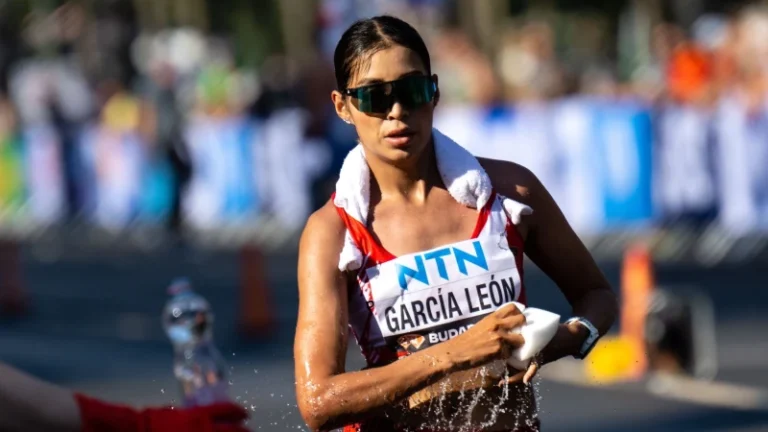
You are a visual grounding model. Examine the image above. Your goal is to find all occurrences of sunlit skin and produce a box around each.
[294,45,618,431]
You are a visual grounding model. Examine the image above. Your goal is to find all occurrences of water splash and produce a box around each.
[407,363,538,431]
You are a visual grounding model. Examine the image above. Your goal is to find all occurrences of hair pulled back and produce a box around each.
[333,15,432,90]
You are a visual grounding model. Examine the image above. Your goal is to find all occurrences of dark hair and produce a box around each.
[333,16,432,90]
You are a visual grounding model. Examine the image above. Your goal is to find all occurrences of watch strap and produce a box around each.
[565,317,600,359]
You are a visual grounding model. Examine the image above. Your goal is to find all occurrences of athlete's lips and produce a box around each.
[384,127,416,138]
[384,127,416,147]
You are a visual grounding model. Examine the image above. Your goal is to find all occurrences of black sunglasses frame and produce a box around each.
[342,75,437,114]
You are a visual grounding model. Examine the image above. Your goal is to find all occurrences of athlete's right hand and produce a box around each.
[440,302,526,370]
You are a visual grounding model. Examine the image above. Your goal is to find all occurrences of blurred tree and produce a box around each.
[276,0,318,67]
[0,0,31,93]
[133,0,208,30]
[617,0,661,83]
[457,0,507,59]
[206,0,282,69]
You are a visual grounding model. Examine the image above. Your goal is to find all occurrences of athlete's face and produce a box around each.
[332,45,438,165]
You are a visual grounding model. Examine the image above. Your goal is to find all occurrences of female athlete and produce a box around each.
[294,16,618,432]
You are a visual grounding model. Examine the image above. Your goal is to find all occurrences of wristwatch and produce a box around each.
[565,317,600,359]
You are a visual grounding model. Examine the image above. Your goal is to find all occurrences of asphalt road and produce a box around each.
[1,243,767,431]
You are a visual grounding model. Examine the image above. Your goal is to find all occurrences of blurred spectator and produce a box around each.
[432,28,499,105]
[80,78,151,230]
[2,0,768,246]
[297,54,351,208]
[183,50,263,230]
[666,41,713,105]
[496,21,565,101]
[136,60,191,233]
[9,2,95,223]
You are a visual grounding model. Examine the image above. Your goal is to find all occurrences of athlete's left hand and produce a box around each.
[495,359,539,387]
[499,322,590,385]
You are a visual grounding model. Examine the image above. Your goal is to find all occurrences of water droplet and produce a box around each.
[160,389,165,394]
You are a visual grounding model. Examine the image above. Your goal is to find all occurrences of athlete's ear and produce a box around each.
[332,90,353,124]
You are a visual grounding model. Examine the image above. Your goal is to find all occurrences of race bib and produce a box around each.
[366,235,521,353]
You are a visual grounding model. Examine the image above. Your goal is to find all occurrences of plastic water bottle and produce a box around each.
[162,278,229,407]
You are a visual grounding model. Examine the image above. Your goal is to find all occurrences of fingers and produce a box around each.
[496,361,539,387]
[523,361,539,385]
[498,331,525,349]
[495,302,523,318]
[497,314,526,332]
[497,369,526,386]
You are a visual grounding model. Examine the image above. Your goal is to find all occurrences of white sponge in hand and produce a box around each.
[505,302,561,370]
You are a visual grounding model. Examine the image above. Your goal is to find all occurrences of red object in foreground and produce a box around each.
[75,393,249,432]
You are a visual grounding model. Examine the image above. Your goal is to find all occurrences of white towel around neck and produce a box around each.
[333,128,532,271]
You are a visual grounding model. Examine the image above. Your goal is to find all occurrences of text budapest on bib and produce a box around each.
[366,235,521,353]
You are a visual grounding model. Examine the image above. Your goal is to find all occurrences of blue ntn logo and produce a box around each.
[395,240,488,290]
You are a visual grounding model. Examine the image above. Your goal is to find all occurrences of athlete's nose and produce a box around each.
[387,101,408,121]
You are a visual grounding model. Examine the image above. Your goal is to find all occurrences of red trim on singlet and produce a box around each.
[503,203,527,306]
[332,196,396,264]
[333,191,497,264]
[471,192,495,238]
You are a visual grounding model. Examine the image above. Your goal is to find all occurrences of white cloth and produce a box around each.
[506,302,561,370]
[483,302,561,377]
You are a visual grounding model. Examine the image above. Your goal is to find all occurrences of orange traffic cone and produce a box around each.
[238,246,273,338]
[620,242,654,379]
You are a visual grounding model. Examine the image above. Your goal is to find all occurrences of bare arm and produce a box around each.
[293,204,454,430]
[0,362,81,432]
[482,158,619,362]
[293,203,525,430]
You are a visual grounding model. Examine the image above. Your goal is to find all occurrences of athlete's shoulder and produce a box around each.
[300,198,347,255]
[477,157,540,207]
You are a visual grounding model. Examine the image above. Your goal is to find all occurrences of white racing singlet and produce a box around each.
[334,191,528,367]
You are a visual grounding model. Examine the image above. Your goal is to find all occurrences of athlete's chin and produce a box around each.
[379,139,428,162]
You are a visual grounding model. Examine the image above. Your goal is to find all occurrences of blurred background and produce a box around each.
[2,0,768,431]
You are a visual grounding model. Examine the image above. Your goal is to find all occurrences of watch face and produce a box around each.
[582,335,599,359]
[569,317,600,359]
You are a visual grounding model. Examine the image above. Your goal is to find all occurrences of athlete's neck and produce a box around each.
[368,138,438,204]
